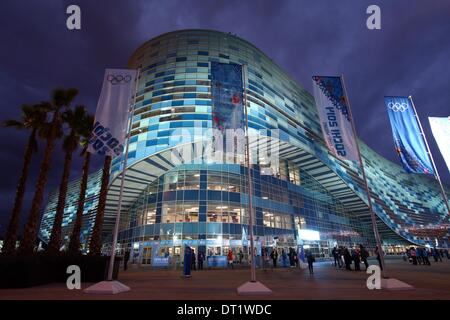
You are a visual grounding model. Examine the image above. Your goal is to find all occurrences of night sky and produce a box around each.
[1,0,449,237]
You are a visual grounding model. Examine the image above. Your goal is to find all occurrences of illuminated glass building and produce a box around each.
[40,170,103,251]
[40,30,449,264]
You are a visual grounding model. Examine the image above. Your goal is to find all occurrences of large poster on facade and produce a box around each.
[312,76,358,161]
[385,96,434,175]
[87,68,137,157]
[429,116,450,173]
[210,62,245,132]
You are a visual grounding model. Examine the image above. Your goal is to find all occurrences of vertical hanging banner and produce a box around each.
[385,96,434,175]
[312,76,359,161]
[211,62,245,131]
[429,116,450,173]
[88,68,137,156]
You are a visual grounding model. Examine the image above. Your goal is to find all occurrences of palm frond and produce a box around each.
[3,119,25,129]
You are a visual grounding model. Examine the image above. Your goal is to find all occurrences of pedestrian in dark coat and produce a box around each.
[306,250,315,274]
[270,249,278,268]
[352,249,361,271]
[359,245,369,270]
[344,247,352,270]
[332,246,339,268]
[288,248,295,267]
[198,251,204,270]
[123,250,130,271]
[191,248,197,270]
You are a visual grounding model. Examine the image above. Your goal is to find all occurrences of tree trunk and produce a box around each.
[68,151,91,255]
[88,155,111,256]
[2,130,36,255]
[46,147,74,254]
[19,115,59,255]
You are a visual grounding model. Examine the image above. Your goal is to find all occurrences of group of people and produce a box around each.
[404,247,449,266]
[189,248,206,270]
[331,245,371,271]
[261,247,301,270]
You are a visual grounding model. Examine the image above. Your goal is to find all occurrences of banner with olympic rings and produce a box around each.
[88,68,137,157]
[385,96,434,175]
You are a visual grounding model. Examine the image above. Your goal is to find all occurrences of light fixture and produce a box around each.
[298,229,320,241]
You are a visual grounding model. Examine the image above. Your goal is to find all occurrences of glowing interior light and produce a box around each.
[298,229,320,241]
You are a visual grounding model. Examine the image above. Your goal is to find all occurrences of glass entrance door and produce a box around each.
[142,247,152,265]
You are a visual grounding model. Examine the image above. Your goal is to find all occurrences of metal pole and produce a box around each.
[340,75,387,277]
[408,96,450,215]
[107,68,140,281]
[242,64,256,282]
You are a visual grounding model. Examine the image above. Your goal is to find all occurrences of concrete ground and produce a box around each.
[1,257,449,300]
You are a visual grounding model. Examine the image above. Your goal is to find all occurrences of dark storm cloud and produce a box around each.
[0,0,449,236]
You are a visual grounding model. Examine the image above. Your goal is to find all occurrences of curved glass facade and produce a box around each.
[116,163,370,264]
[40,29,449,262]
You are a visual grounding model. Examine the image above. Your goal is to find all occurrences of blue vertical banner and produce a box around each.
[385,96,434,175]
[312,76,359,161]
[211,62,245,131]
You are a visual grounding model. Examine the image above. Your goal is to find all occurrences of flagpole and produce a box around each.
[242,64,256,283]
[340,75,387,278]
[408,96,450,216]
[106,68,141,282]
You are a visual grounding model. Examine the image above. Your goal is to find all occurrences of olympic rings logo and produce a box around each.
[106,74,132,85]
[388,102,408,112]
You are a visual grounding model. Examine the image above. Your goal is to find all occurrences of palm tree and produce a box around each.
[88,155,112,256]
[46,106,89,254]
[1,104,49,255]
[19,88,79,255]
[68,113,94,255]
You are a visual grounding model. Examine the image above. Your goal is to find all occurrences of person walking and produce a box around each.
[332,246,339,268]
[410,247,417,265]
[123,250,130,271]
[306,250,315,275]
[262,248,270,270]
[227,249,234,269]
[339,246,345,269]
[270,248,278,268]
[432,248,437,262]
[433,248,442,262]
[198,251,204,270]
[293,249,299,268]
[344,247,352,270]
[422,248,431,266]
[191,248,197,271]
[360,245,369,271]
[288,247,295,267]
[238,249,243,265]
[416,247,423,265]
[352,248,361,271]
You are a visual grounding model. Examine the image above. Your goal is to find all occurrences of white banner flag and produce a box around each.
[429,116,450,173]
[88,68,137,157]
[312,76,359,161]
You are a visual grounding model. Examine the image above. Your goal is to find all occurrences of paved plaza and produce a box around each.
[1,257,449,300]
